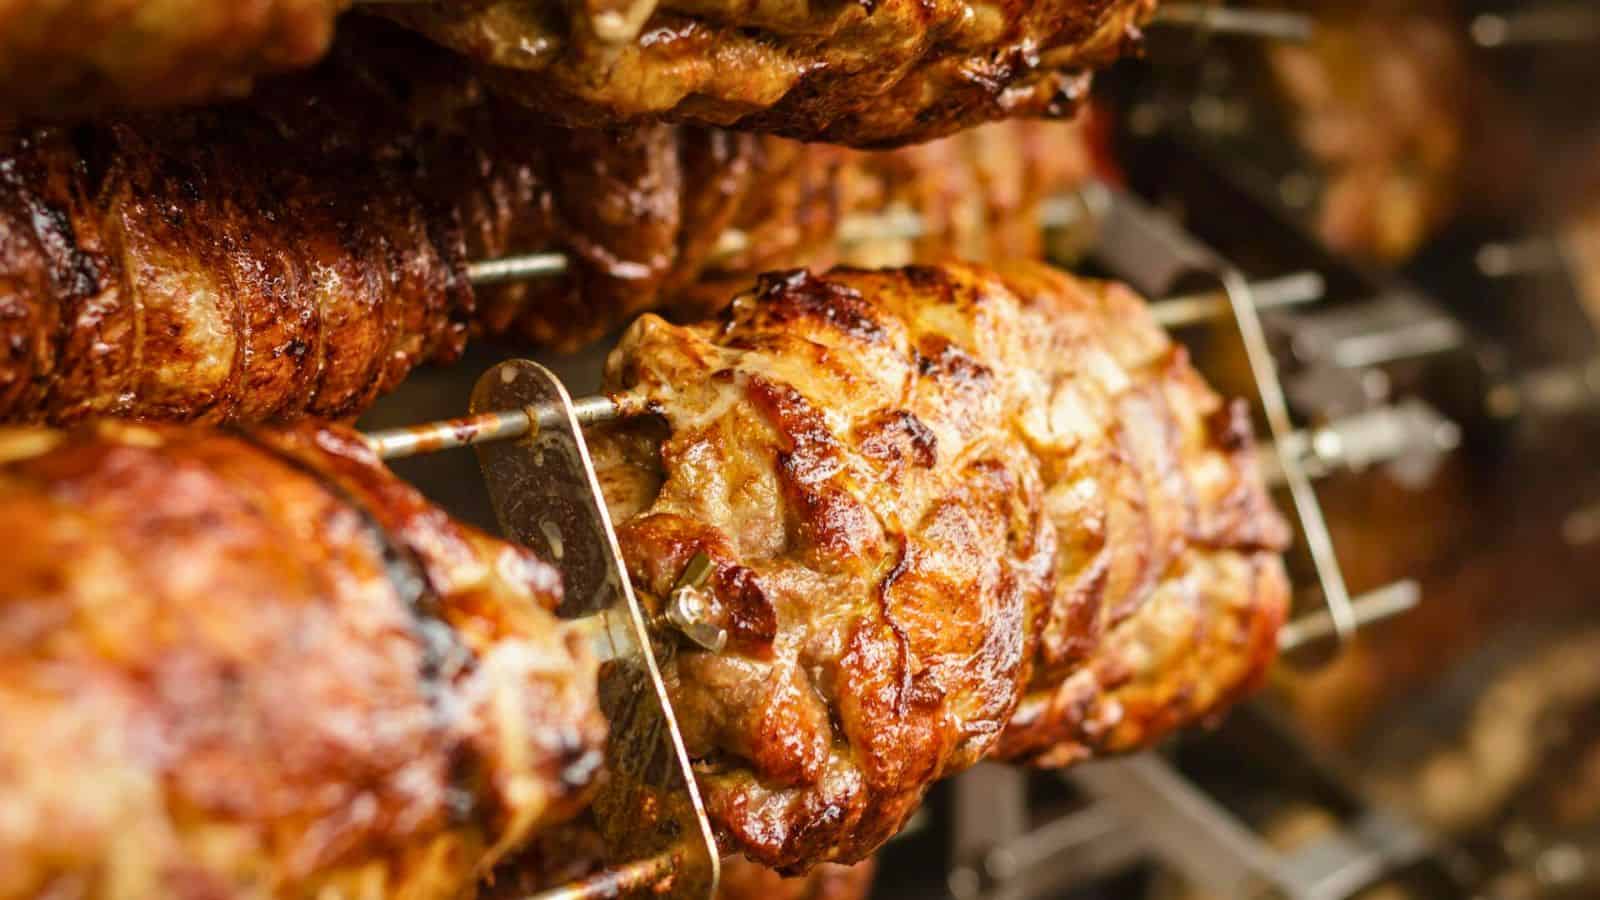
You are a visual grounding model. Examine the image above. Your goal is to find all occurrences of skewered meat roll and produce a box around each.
[0,21,1096,424]
[375,0,1155,147]
[0,421,605,900]
[591,262,1291,869]
[0,0,350,121]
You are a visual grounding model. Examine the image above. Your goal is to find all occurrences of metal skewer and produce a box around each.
[465,196,1327,308]
[1476,237,1566,279]
[1470,5,1600,47]
[365,269,1327,462]
[466,194,1097,288]
[1150,4,1315,42]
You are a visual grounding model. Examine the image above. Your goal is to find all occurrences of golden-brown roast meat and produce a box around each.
[592,262,1290,869]
[0,0,350,121]
[375,0,1156,147]
[0,421,605,899]
[0,19,1098,424]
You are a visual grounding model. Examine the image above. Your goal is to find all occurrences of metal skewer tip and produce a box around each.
[1471,6,1600,47]
[1279,579,1420,653]
[1150,4,1316,42]
[365,394,629,461]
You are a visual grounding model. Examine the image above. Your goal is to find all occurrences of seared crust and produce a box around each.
[0,421,605,899]
[0,0,350,121]
[593,262,1289,869]
[0,18,1098,422]
[377,0,1154,147]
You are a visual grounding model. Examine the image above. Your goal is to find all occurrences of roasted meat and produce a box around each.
[0,420,605,899]
[0,21,1097,424]
[376,0,1155,146]
[591,262,1290,869]
[0,0,350,121]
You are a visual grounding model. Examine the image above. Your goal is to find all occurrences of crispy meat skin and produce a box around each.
[377,0,1154,146]
[0,421,605,899]
[592,263,1290,869]
[0,21,1097,423]
[0,1,349,121]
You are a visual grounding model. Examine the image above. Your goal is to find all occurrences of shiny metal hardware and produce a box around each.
[665,552,728,653]
[1289,293,1469,371]
[1082,182,1359,659]
[468,360,719,900]
[1470,4,1600,47]
[1262,401,1462,488]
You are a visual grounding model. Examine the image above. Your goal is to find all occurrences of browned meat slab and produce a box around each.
[0,421,605,899]
[0,22,1096,423]
[376,0,1155,146]
[0,0,350,121]
[591,262,1290,869]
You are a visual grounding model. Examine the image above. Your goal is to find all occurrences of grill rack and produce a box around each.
[353,175,1457,898]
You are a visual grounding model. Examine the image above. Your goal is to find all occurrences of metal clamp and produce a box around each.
[470,360,719,900]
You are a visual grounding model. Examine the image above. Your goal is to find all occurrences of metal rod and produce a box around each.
[366,394,626,460]
[368,268,1328,462]
[465,195,1095,290]
[1476,237,1565,279]
[1471,5,1600,47]
[518,850,679,900]
[1219,267,1358,648]
[462,187,1181,293]
[1154,271,1324,329]
[1279,579,1420,653]
[1150,4,1315,42]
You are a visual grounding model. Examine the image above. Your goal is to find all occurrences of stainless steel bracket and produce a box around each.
[471,359,720,900]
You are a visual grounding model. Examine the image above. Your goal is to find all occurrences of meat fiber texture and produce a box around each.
[591,262,1291,869]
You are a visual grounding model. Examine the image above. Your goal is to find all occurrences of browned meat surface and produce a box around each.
[375,0,1155,146]
[0,0,350,121]
[0,20,1098,423]
[592,262,1290,869]
[0,421,605,899]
